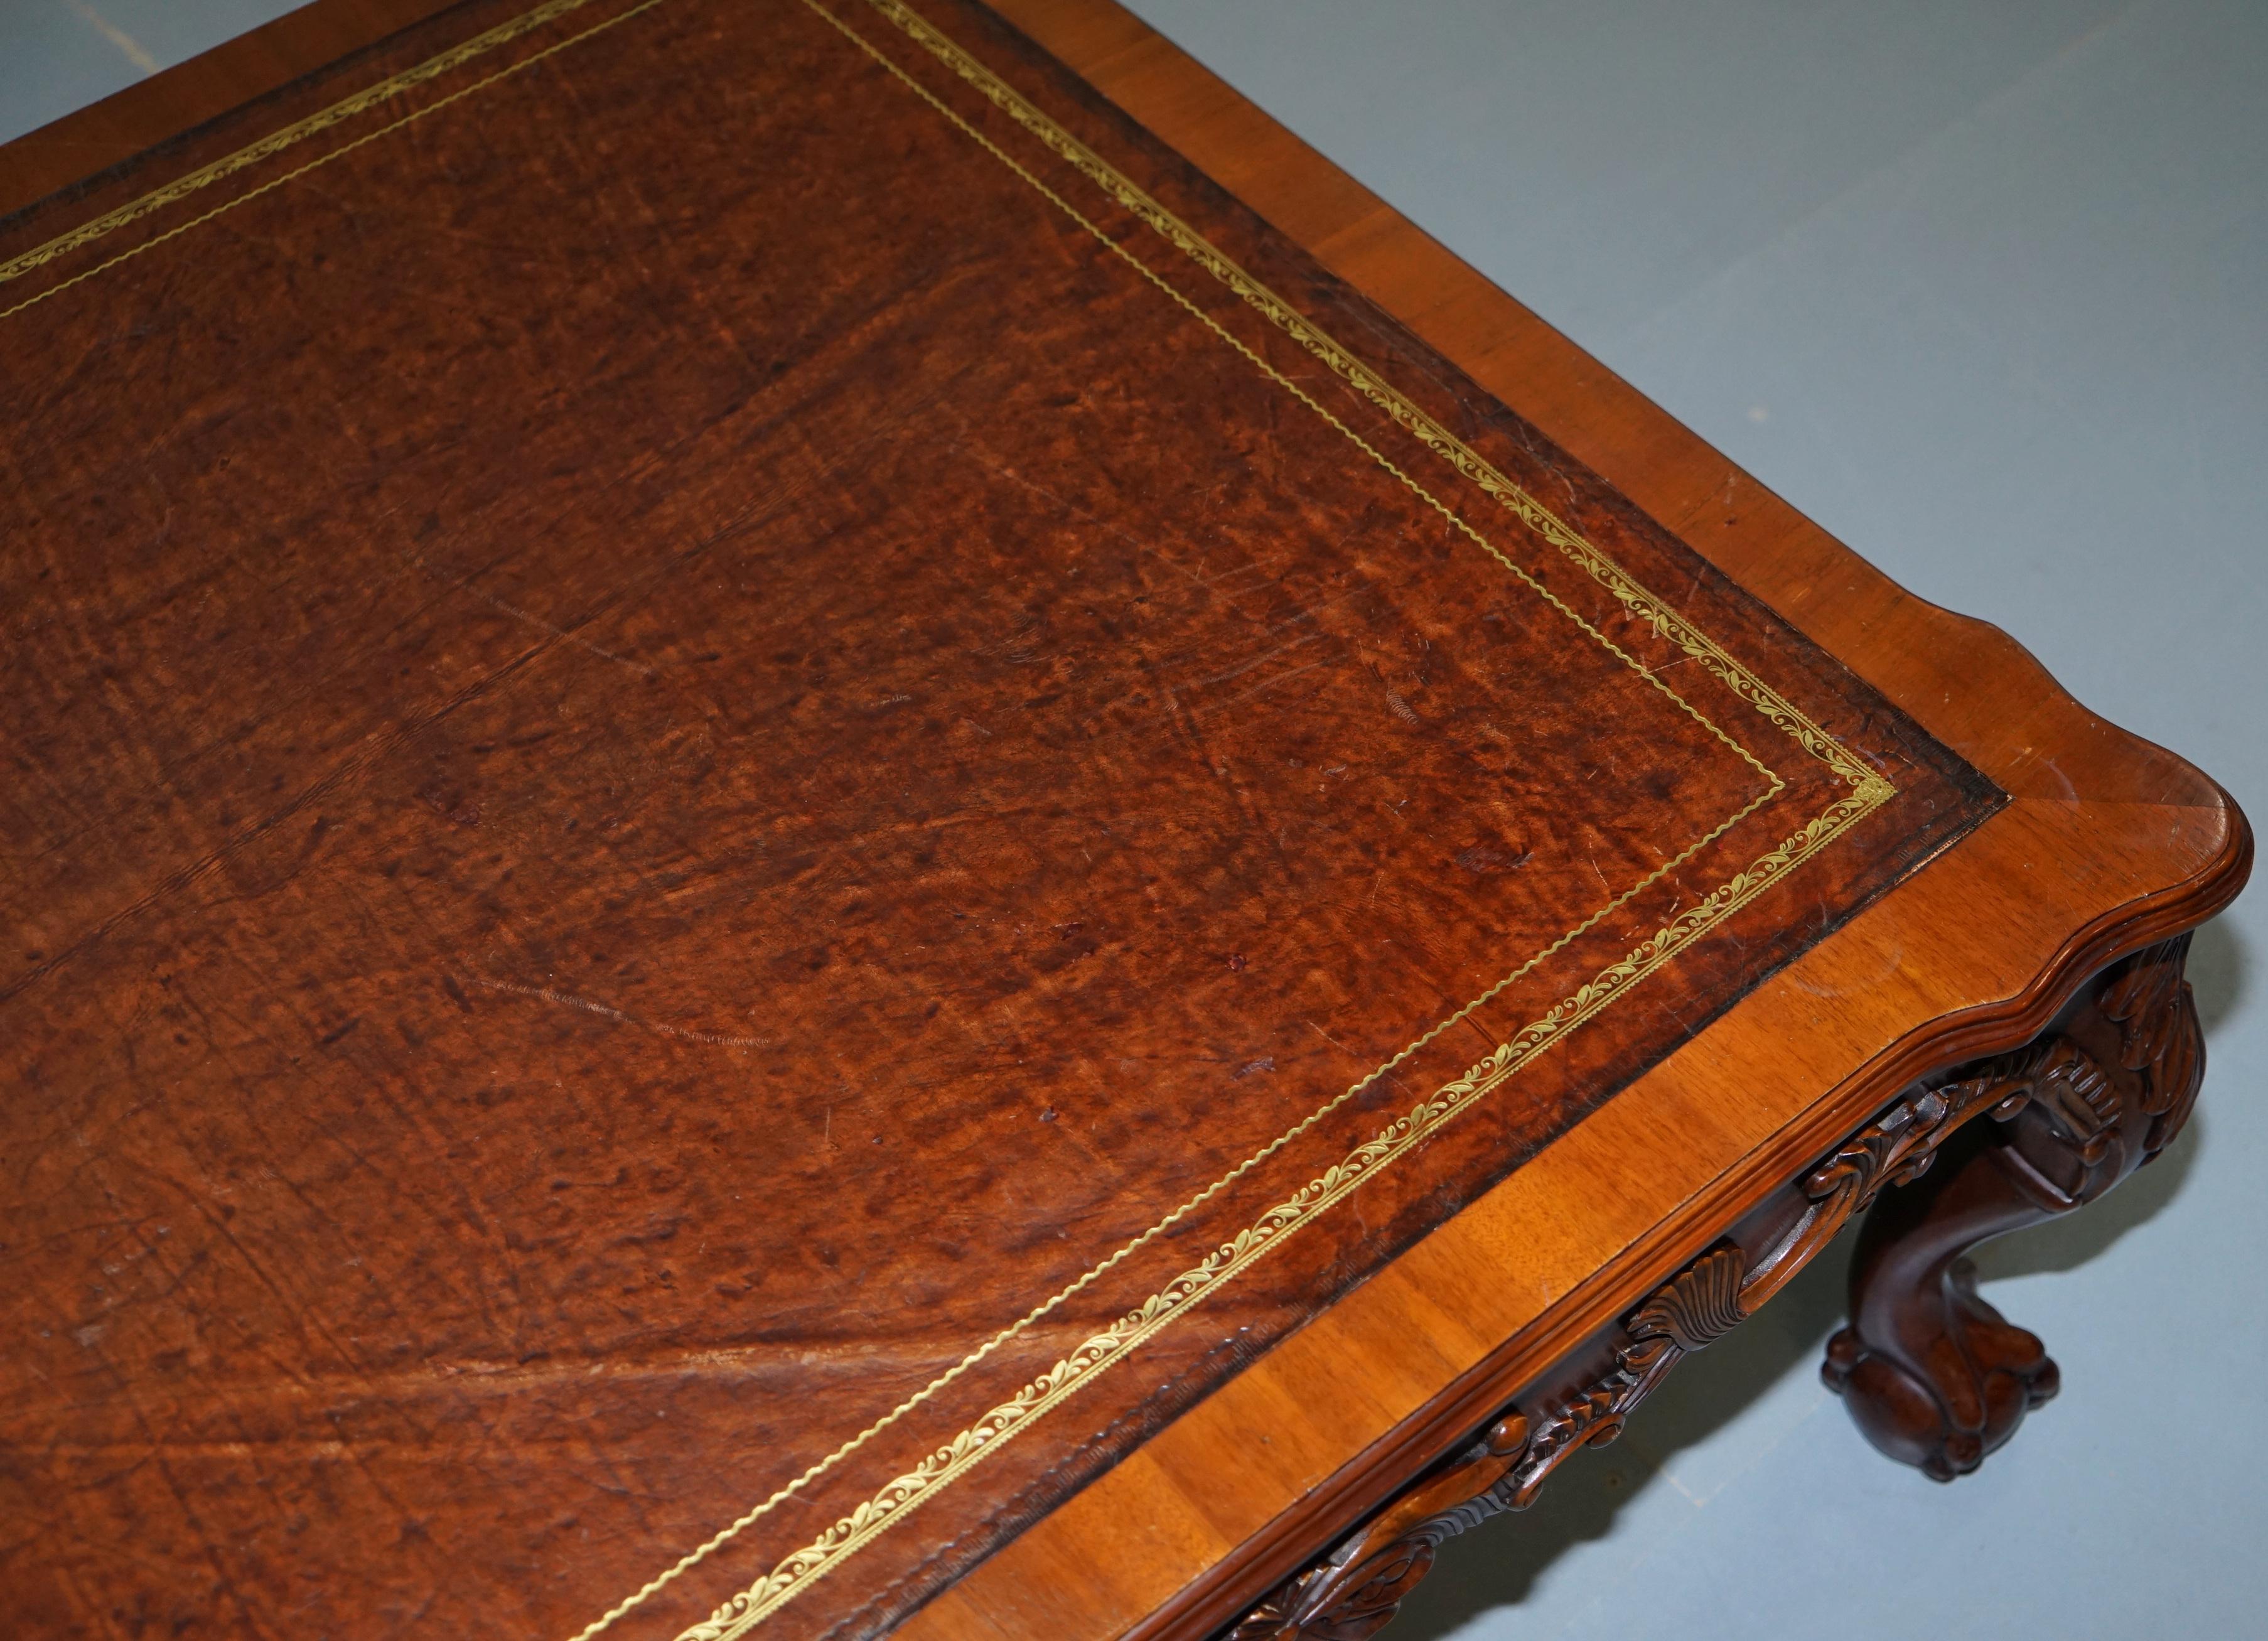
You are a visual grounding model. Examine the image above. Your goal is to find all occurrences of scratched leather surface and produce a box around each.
[0,1,1998,1637]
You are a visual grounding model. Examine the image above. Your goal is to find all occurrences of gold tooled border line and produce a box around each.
[675,795,1887,1641]
[610,3,1896,1637]
[867,0,1869,791]
[0,0,598,286]
[0,0,667,322]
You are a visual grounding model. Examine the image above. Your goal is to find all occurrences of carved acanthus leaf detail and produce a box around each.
[1226,1414,1531,1641]
[2098,933,2203,1153]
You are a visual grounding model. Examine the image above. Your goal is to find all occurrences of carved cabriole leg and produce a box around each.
[1822,935,2203,1479]
[1223,935,2206,1641]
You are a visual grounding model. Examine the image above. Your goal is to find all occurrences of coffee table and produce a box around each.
[0,3,2247,1640]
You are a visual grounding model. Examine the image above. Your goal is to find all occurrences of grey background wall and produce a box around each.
[5,3,2263,1638]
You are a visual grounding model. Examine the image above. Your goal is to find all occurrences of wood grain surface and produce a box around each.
[0,3,2246,1641]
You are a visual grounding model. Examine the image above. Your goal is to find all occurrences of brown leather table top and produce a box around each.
[0,2,2062,1638]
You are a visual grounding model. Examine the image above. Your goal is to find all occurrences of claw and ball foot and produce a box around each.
[1822,936,2203,1480]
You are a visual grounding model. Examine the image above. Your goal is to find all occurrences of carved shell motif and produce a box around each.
[1627,1245,1748,1352]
